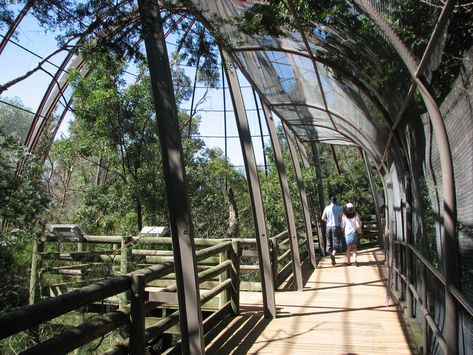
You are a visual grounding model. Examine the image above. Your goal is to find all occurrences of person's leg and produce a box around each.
[327,227,336,266]
[333,227,342,255]
[353,245,358,265]
[346,244,352,265]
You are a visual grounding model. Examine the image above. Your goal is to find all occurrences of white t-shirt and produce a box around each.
[342,214,361,236]
[322,203,343,227]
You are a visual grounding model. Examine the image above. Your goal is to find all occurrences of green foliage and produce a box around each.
[48,48,246,240]
[417,178,439,267]
[0,114,50,314]
[187,150,248,238]
[316,144,381,220]
[0,98,33,143]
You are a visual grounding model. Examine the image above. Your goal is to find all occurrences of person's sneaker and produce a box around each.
[330,255,336,266]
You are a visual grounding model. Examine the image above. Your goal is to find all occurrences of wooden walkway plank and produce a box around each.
[206,248,417,354]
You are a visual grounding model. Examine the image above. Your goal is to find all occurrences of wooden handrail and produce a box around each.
[11,232,313,354]
[0,275,130,339]
[4,239,240,354]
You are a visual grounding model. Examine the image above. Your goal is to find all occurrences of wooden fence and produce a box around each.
[1,226,315,354]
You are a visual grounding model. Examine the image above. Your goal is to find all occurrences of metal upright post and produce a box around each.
[404,177,414,318]
[138,1,204,352]
[252,89,268,175]
[262,102,303,291]
[222,49,276,318]
[361,150,384,248]
[283,122,317,268]
[330,145,342,175]
[310,141,326,256]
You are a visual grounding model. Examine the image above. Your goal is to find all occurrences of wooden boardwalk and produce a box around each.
[206,248,417,354]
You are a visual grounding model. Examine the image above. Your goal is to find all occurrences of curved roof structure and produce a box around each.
[0,0,427,169]
[1,1,473,354]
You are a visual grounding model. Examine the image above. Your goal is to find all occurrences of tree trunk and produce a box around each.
[136,198,143,232]
[226,187,239,238]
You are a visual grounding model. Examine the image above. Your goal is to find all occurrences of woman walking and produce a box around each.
[342,203,361,266]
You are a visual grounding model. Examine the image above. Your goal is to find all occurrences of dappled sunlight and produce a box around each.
[206,247,415,354]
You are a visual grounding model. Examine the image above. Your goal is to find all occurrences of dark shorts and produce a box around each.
[326,226,342,252]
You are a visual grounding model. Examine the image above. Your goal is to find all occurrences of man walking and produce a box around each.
[321,196,343,266]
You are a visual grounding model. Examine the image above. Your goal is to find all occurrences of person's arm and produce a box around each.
[355,214,361,228]
[321,207,327,222]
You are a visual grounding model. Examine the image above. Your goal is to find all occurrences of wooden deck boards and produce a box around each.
[206,248,417,354]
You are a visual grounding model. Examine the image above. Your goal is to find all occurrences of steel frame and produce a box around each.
[222,49,277,319]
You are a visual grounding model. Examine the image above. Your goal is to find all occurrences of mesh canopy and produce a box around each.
[1,1,472,352]
[188,0,411,167]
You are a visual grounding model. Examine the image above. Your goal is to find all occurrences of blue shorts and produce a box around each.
[346,230,359,245]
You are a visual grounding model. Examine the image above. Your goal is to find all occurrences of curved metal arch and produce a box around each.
[22,9,183,156]
[222,48,384,162]
[352,1,458,353]
[232,46,395,127]
[269,101,384,164]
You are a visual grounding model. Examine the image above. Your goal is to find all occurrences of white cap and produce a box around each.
[346,203,354,208]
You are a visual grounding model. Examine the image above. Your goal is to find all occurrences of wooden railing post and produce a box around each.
[219,250,229,308]
[231,240,240,315]
[29,235,43,305]
[119,236,131,307]
[129,273,145,355]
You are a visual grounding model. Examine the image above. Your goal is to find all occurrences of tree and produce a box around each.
[0,97,33,143]
[0,122,49,313]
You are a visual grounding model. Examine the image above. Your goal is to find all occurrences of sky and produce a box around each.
[0,7,272,168]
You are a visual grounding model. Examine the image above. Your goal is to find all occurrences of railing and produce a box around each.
[2,226,317,353]
[34,229,310,298]
[392,240,473,354]
[0,241,239,354]
[32,233,228,302]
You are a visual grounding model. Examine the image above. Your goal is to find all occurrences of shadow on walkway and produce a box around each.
[206,310,271,354]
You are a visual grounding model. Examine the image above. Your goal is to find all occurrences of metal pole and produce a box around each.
[137,1,205,352]
[310,141,326,256]
[222,63,227,162]
[262,102,303,290]
[252,89,268,175]
[282,122,317,268]
[330,145,342,175]
[361,149,384,248]
[221,49,276,318]
[404,176,414,318]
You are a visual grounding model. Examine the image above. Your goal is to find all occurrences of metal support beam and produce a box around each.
[361,150,383,248]
[353,1,458,352]
[310,141,326,256]
[252,89,268,175]
[404,176,414,318]
[221,50,276,318]
[282,122,317,268]
[295,137,310,169]
[330,145,342,175]
[262,102,303,290]
[0,0,33,55]
[137,1,204,353]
